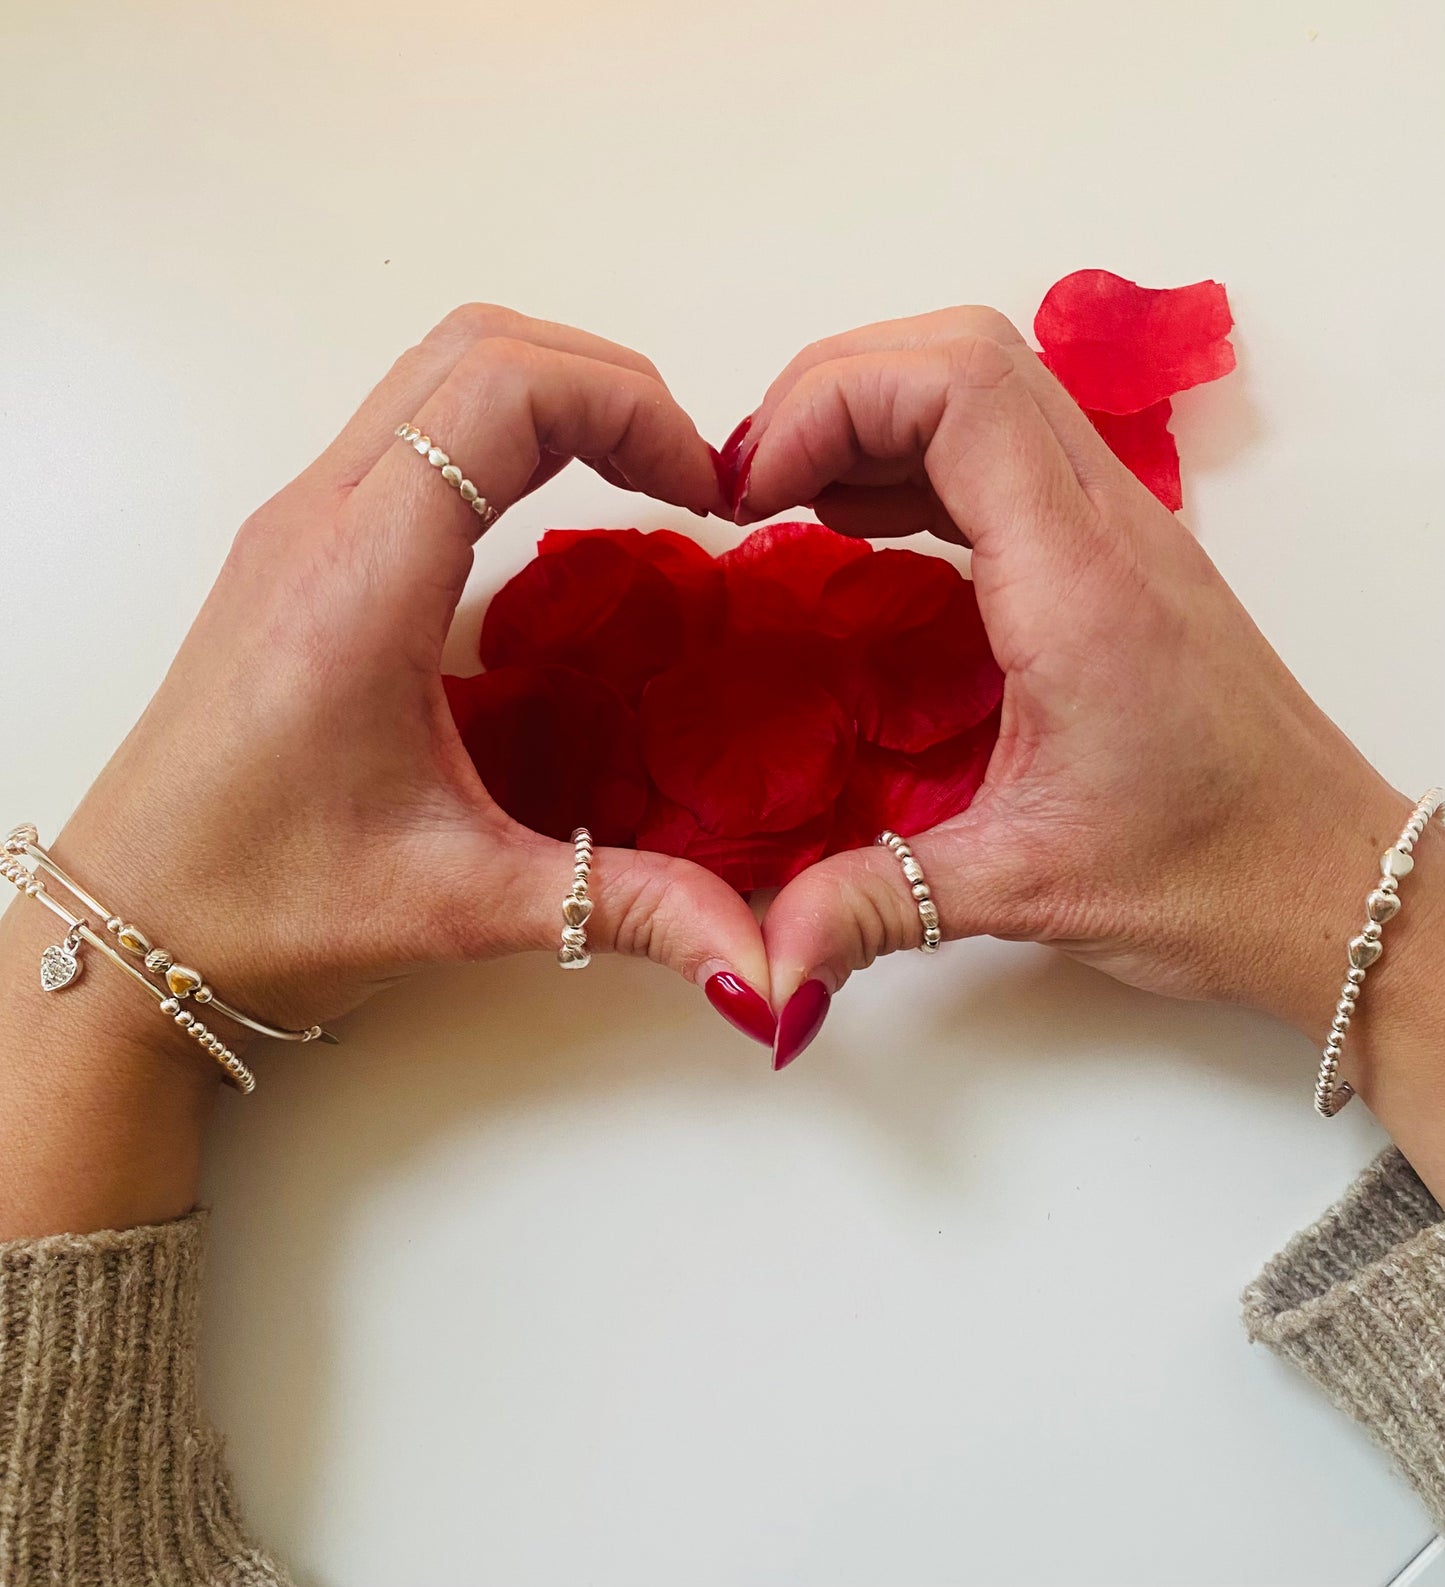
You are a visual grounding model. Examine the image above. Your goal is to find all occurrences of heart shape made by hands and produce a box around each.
[443,269,1236,893]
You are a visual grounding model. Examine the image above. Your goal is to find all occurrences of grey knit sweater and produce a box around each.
[2,1151,1443,1585]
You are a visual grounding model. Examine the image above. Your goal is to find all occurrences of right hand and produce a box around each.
[735,308,1419,1053]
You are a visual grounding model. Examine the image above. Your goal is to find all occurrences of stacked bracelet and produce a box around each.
[4,824,341,1092]
[1315,788,1443,1118]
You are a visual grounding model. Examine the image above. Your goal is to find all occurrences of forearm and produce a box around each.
[0,880,223,1241]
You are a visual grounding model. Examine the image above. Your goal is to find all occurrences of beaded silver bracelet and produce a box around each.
[1315,787,1443,1117]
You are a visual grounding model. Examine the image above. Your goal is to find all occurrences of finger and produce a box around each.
[762,805,1036,1005]
[740,342,1095,564]
[342,339,722,648]
[746,306,1028,439]
[736,309,1121,510]
[312,304,676,490]
[451,829,773,1015]
[810,482,967,543]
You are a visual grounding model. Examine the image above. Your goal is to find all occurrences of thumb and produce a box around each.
[489,835,776,1049]
[761,813,1034,1066]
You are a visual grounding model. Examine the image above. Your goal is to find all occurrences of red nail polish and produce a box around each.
[728,444,758,517]
[719,414,753,468]
[705,971,777,1046]
[773,979,831,1071]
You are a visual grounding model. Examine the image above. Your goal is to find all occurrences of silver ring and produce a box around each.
[558,827,594,969]
[394,423,501,532]
[877,831,942,953]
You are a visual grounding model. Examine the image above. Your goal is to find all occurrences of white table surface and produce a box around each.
[3,2,1443,1583]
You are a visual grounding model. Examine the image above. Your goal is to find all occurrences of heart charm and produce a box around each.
[40,943,81,993]
[557,945,591,970]
[1348,934,1383,971]
[561,895,594,928]
[116,924,152,957]
[1382,847,1414,879]
[1367,888,1402,924]
[166,964,204,998]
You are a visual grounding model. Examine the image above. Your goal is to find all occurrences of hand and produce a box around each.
[0,305,771,1236]
[732,308,1436,1078]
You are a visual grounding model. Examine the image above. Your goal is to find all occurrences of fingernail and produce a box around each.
[772,978,831,1071]
[729,444,758,518]
[705,971,777,1046]
[719,414,753,468]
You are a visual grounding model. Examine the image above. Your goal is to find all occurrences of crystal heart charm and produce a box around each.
[40,942,81,993]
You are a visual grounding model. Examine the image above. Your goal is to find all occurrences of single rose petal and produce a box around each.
[444,665,647,845]
[637,791,828,892]
[719,521,873,635]
[1035,269,1235,415]
[1086,400,1182,510]
[480,537,684,701]
[641,638,855,835]
[819,550,1003,751]
[539,527,725,646]
[829,708,1001,855]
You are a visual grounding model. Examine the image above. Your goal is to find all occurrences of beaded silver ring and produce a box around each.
[558,827,594,970]
[394,423,501,532]
[877,830,942,954]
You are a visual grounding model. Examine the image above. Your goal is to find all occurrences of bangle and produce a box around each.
[1315,787,1443,1117]
[0,858,256,1092]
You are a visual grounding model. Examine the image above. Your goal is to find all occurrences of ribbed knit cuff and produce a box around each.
[0,1211,288,1587]
[1243,1148,1445,1528]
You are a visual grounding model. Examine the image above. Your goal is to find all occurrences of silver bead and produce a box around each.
[1347,967,1367,986]
[440,464,462,487]
[911,881,931,901]
[174,1011,194,1027]
[918,899,940,931]
[1348,934,1383,971]
[105,917,123,934]
[412,434,431,454]
[1361,919,1384,942]
[427,446,448,467]
[194,985,213,1004]
[901,857,924,884]
[459,479,479,503]
[1366,888,1402,924]
[159,997,180,1016]
[144,947,175,973]
[1382,846,1415,879]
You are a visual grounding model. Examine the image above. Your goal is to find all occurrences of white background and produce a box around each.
[3,3,1443,1583]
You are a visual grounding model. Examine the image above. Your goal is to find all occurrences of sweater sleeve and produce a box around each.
[0,1211,291,1587]
[1243,1147,1445,1529]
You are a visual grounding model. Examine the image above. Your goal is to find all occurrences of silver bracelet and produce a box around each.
[4,824,337,1055]
[1,848,256,1093]
[1315,787,1443,1117]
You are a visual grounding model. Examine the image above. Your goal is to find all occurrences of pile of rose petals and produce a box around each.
[445,270,1234,888]
[446,524,1002,890]
[1035,269,1235,510]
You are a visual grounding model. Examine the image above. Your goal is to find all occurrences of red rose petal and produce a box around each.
[1086,400,1182,510]
[444,665,647,845]
[641,638,855,835]
[719,522,873,635]
[480,537,684,701]
[1035,269,1235,415]
[636,791,828,892]
[819,550,1003,751]
[829,709,1001,855]
[539,527,725,646]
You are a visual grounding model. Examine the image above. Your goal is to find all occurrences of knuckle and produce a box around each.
[949,305,1025,345]
[944,332,1018,392]
[433,301,516,345]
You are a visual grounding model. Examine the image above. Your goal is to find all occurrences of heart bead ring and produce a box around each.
[394,423,501,533]
[877,830,942,954]
[558,828,594,970]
